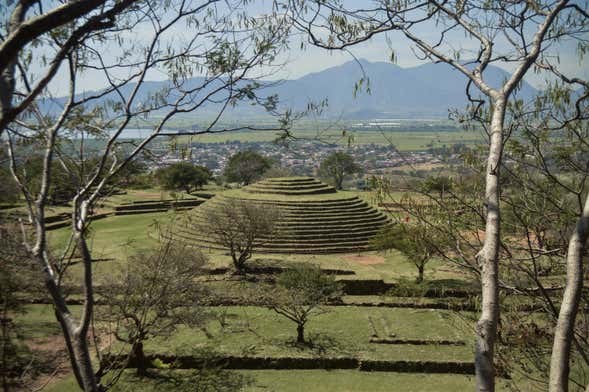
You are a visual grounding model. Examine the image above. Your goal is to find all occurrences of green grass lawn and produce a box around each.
[218,188,362,202]
[103,185,221,206]
[47,211,174,284]
[44,204,469,286]
[46,370,511,392]
[14,304,574,392]
[12,304,67,341]
[141,306,472,362]
[198,249,469,284]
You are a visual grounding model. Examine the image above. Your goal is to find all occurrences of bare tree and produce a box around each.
[205,200,280,272]
[3,1,291,390]
[374,63,589,392]
[286,1,589,390]
[499,83,589,391]
[99,238,208,379]
[0,0,140,135]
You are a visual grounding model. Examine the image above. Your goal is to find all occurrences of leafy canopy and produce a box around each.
[224,150,272,185]
[156,162,211,193]
[318,151,360,190]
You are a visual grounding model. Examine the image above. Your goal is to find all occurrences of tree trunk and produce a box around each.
[475,98,505,392]
[132,341,148,377]
[549,193,589,392]
[235,256,246,274]
[44,233,99,391]
[416,264,424,284]
[55,312,99,391]
[1,303,8,392]
[72,333,99,390]
[0,3,27,138]
[296,324,305,344]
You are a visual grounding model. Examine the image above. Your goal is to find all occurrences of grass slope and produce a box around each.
[46,370,511,392]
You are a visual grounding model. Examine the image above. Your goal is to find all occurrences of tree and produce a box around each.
[0,0,140,135]
[19,155,78,205]
[100,239,207,378]
[156,163,212,194]
[318,151,360,190]
[0,221,44,391]
[497,86,589,391]
[288,2,589,389]
[204,200,279,272]
[2,1,290,389]
[0,167,19,204]
[224,151,272,185]
[266,263,341,345]
[372,223,438,284]
[422,176,453,201]
[112,157,149,189]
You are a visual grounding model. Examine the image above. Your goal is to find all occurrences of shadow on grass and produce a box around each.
[129,365,254,392]
[387,278,480,298]
[285,333,353,357]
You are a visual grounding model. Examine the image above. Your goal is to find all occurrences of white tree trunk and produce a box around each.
[35,227,98,391]
[549,193,589,392]
[475,97,506,392]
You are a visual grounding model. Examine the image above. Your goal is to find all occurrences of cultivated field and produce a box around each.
[176,128,484,150]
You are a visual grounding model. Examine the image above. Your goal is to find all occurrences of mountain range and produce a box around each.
[272,59,540,119]
[45,59,541,121]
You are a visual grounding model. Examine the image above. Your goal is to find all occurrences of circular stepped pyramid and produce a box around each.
[176,177,392,254]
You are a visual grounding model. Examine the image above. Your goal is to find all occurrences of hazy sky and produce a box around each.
[275,34,589,90]
[29,0,589,96]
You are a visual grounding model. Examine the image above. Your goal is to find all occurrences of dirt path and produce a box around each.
[342,255,385,265]
[24,335,72,391]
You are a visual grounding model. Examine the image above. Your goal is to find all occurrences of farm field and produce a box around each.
[176,128,483,150]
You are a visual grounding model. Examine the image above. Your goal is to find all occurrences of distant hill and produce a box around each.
[271,59,539,119]
[43,59,540,121]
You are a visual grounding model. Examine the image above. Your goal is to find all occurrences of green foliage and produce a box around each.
[113,158,150,189]
[224,151,272,185]
[371,223,439,283]
[0,223,44,389]
[0,166,19,204]
[155,163,211,193]
[421,176,453,199]
[268,263,341,344]
[318,151,360,190]
[151,358,172,370]
[20,155,78,205]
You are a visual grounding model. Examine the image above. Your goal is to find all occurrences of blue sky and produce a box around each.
[22,0,589,96]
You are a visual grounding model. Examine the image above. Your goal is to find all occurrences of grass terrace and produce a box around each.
[177,177,393,254]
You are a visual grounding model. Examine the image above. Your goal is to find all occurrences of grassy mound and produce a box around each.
[178,177,392,254]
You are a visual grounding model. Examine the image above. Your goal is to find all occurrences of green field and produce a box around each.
[46,370,516,392]
[177,129,483,150]
[47,208,457,280]
[47,211,172,283]
[48,209,467,284]
[20,181,574,392]
[139,306,472,361]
